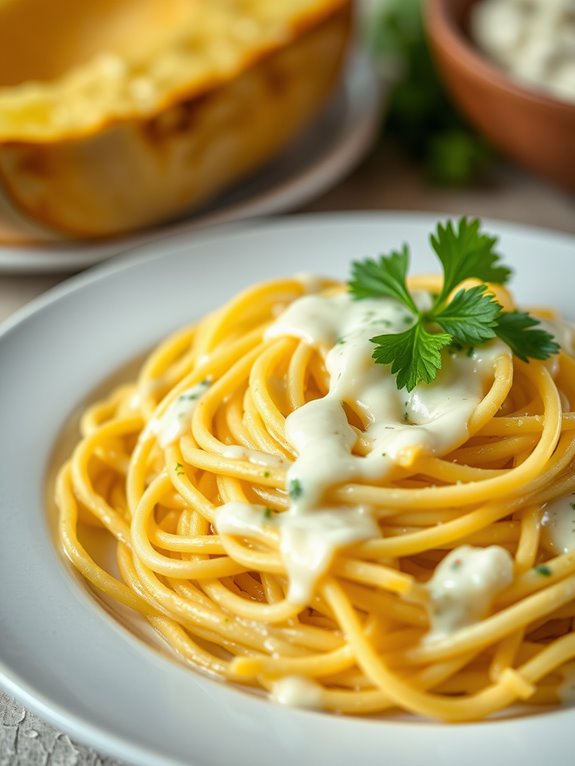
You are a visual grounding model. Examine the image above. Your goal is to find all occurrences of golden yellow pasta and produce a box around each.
[55,240,575,722]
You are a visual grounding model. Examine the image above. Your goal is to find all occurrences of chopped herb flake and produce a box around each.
[179,392,200,401]
[178,380,211,401]
[534,564,552,577]
[288,478,303,500]
[263,507,273,520]
[175,462,185,476]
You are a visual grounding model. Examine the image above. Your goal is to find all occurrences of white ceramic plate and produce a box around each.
[1,213,574,766]
[0,51,382,276]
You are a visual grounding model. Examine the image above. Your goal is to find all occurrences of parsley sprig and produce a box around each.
[349,218,559,391]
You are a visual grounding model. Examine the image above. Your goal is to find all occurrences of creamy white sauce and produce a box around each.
[270,676,324,709]
[268,291,508,511]
[294,272,326,294]
[425,545,514,641]
[472,0,575,103]
[216,502,378,604]
[278,508,378,604]
[533,316,574,377]
[217,291,509,605]
[539,317,575,356]
[127,389,143,412]
[150,380,210,448]
[216,502,271,543]
[221,445,286,469]
[541,493,575,555]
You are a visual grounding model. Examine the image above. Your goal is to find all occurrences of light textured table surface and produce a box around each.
[0,141,574,765]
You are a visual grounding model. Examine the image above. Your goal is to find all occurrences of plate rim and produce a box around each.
[2,209,574,340]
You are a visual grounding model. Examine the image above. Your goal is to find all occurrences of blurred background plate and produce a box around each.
[0,50,383,276]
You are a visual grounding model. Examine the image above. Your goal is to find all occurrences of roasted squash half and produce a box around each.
[0,0,352,241]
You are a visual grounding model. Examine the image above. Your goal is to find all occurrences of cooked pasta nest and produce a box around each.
[55,275,575,721]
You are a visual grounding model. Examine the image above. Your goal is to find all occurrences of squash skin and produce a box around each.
[0,2,352,242]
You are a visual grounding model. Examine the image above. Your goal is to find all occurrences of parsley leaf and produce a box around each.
[371,324,452,391]
[431,218,511,305]
[349,246,418,313]
[494,312,560,362]
[348,217,559,391]
[431,285,501,345]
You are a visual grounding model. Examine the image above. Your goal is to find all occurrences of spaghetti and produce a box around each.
[55,267,575,722]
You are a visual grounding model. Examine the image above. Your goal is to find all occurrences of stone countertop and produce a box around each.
[0,141,574,765]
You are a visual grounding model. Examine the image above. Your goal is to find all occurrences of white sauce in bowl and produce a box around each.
[471,0,575,103]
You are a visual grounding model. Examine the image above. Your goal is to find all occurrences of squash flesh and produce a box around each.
[0,0,350,141]
[0,0,352,239]
[0,0,192,87]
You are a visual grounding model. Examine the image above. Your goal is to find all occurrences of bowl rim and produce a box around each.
[425,0,575,115]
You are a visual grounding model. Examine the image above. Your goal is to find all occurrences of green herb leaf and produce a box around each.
[349,246,418,313]
[371,323,452,392]
[367,0,492,187]
[427,130,492,187]
[534,564,552,577]
[288,479,303,500]
[351,217,558,391]
[431,218,511,304]
[494,312,560,363]
[431,285,501,345]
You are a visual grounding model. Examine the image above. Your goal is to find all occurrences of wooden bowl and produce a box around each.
[426,0,575,191]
